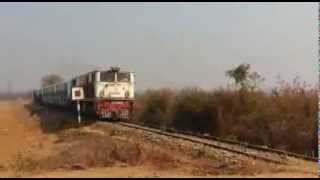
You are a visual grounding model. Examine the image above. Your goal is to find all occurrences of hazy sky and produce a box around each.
[0,2,317,92]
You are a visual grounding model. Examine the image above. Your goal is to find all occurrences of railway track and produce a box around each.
[109,121,317,164]
[176,129,317,162]
[26,102,317,164]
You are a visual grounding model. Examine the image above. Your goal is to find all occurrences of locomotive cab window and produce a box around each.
[100,71,115,82]
[117,72,130,82]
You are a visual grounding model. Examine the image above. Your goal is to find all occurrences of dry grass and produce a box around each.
[9,127,178,174]
[132,78,317,157]
[48,131,183,172]
[40,131,143,170]
[9,150,40,177]
[142,146,178,171]
[2,96,316,177]
[7,117,316,177]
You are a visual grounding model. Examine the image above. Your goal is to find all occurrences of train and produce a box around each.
[33,67,135,121]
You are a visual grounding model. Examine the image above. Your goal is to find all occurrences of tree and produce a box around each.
[226,63,264,91]
[41,74,64,87]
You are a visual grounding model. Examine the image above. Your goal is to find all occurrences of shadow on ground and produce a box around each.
[23,102,97,134]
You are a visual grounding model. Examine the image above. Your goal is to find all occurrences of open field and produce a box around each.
[0,100,317,178]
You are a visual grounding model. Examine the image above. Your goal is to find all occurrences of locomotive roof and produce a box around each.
[37,68,134,91]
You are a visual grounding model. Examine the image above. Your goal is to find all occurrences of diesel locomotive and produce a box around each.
[33,67,135,120]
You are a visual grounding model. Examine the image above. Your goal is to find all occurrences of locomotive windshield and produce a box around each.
[117,72,130,82]
[100,71,131,82]
[100,71,115,82]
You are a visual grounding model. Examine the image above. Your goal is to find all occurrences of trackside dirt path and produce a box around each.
[0,100,42,164]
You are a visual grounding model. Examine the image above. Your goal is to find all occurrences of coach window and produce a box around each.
[72,79,76,86]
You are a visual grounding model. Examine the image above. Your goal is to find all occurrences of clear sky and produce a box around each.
[0,2,317,92]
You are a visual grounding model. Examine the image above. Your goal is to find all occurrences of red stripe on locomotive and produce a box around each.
[97,101,131,111]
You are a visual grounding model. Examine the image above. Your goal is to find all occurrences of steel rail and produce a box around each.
[115,122,317,163]
[176,129,317,162]
[113,122,282,164]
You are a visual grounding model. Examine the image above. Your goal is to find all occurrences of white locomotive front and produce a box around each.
[92,67,135,119]
[95,67,134,100]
